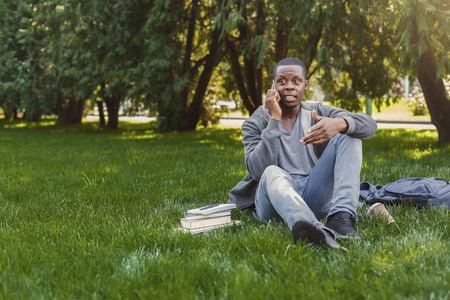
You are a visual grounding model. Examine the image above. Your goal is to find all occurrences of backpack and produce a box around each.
[360,177,450,208]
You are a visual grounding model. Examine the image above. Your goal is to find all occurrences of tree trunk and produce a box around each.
[254,0,264,106]
[417,47,450,143]
[104,94,120,129]
[96,100,106,129]
[13,108,19,120]
[224,2,266,115]
[156,71,184,132]
[3,109,12,121]
[226,38,256,114]
[275,20,290,63]
[30,111,41,122]
[412,20,450,143]
[225,3,259,115]
[57,98,85,125]
[181,29,223,131]
[180,0,198,109]
[304,26,323,77]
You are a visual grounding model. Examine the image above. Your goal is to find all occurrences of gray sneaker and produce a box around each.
[292,219,342,249]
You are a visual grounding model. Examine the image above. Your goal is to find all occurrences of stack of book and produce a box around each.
[179,203,241,234]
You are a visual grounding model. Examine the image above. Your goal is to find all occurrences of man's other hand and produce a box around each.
[300,110,348,145]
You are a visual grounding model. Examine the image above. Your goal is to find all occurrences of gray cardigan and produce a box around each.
[229,101,378,210]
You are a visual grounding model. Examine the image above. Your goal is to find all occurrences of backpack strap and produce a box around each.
[300,108,319,165]
[360,182,376,203]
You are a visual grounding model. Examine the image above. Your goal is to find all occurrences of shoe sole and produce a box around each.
[292,220,342,249]
[334,233,363,242]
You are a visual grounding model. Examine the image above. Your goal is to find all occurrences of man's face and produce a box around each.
[274,65,308,109]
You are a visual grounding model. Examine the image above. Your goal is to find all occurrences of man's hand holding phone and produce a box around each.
[266,83,282,120]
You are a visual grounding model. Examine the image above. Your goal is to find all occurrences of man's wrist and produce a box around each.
[271,112,282,120]
[340,118,349,133]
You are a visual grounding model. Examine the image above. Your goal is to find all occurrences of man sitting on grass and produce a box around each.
[229,57,377,248]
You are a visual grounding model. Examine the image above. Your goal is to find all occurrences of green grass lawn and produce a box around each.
[0,120,448,299]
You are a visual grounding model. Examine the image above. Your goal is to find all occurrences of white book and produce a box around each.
[184,211,231,221]
[177,220,242,234]
[186,203,236,215]
[180,216,232,229]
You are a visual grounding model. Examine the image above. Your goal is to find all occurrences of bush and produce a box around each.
[407,86,428,116]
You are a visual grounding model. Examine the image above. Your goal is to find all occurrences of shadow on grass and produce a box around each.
[0,117,101,132]
[0,118,244,147]
[0,118,243,156]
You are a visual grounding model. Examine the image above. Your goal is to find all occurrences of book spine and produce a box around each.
[184,212,231,220]
[186,204,236,215]
[181,216,232,229]
[179,220,242,234]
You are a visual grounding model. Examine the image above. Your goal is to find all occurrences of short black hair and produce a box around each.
[272,57,307,80]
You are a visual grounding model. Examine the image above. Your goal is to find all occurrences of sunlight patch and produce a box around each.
[116,133,158,140]
[408,148,434,160]
[117,247,158,279]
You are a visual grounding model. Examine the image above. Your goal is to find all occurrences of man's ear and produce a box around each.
[305,80,309,89]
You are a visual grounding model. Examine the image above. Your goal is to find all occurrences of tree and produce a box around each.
[0,0,81,123]
[46,0,229,131]
[0,0,22,120]
[386,0,449,143]
[216,0,273,115]
[309,1,397,111]
[128,0,226,132]
[216,0,399,114]
[0,0,53,122]
[18,0,160,129]
[39,1,86,125]
[53,0,155,129]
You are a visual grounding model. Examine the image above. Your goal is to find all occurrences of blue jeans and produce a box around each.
[254,134,362,232]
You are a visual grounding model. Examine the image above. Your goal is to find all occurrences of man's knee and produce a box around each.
[260,165,289,186]
[336,133,362,147]
[262,165,285,179]
[332,134,362,158]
